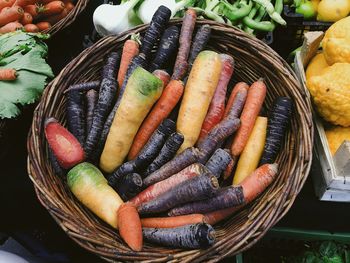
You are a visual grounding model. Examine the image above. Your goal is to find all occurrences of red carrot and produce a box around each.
[204,163,278,225]
[152,69,170,88]
[0,0,15,10]
[24,5,38,18]
[36,21,50,30]
[224,82,249,117]
[198,54,234,142]
[171,8,197,80]
[129,163,206,207]
[0,6,23,27]
[117,38,140,88]
[20,12,32,24]
[231,79,266,157]
[0,21,22,33]
[23,23,38,32]
[44,117,85,169]
[38,0,64,16]
[44,7,67,24]
[128,79,184,160]
[12,0,37,6]
[141,214,205,228]
[117,204,143,251]
[0,68,17,80]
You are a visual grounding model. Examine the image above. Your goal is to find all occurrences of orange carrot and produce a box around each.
[40,0,56,3]
[204,163,278,225]
[0,0,15,10]
[36,21,50,30]
[141,214,205,228]
[231,79,266,157]
[64,1,73,12]
[44,7,66,24]
[20,12,32,24]
[0,21,22,33]
[117,204,143,251]
[23,23,38,32]
[39,0,64,16]
[117,39,139,88]
[24,5,38,18]
[128,79,184,160]
[0,6,23,26]
[152,69,170,88]
[12,0,37,6]
[0,68,17,80]
[224,82,249,117]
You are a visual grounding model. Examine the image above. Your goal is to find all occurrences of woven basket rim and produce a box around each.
[27,19,314,262]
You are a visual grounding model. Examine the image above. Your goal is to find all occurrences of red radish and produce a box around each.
[44,117,85,169]
[117,204,143,251]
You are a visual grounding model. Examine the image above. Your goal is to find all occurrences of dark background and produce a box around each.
[1,1,349,262]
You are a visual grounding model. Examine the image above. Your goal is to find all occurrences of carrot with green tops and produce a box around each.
[231,79,266,157]
[24,5,38,18]
[141,214,205,228]
[177,50,222,153]
[0,68,17,80]
[128,79,184,160]
[224,82,250,117]
[204,163,278,225]
[0,21,22,33]
[198,54,234,142]
[0,6,23,27]
[172,8,197,80]
[38,1,65,17]
[20,12,32,25]
[117,38,140,88]
[233,116,267,185]
[44,8,67,25]
[36,21,51,31]
[117,204,143,251]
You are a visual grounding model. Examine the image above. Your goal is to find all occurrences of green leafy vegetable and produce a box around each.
[0,31,53,119]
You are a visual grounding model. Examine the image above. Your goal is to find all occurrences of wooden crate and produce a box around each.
[294,32,350,202]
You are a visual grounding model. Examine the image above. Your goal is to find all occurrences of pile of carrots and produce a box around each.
[44,6,293,252]
[0,0,75,34]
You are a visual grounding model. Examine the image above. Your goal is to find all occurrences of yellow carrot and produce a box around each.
[177,50,222,153]
[233,116,267,185]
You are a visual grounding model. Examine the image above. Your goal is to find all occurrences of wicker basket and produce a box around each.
[27,20,313,262]
[43,0,89,36]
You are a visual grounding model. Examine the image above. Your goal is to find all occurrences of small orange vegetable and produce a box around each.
[0,6,24,27]
[141,214,205,228]
[117,39,139,88]
[0,21,22,33]
[23,23,39,32]
[0,68,17,80]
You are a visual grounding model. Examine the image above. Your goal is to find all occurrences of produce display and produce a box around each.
[93,0,286,37]
[0,31,53,118]
[288,0,350,22]
[0,0,76,33]
[43,5,293,252]
[305,16,350,154]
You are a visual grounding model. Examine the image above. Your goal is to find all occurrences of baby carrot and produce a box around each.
[36,21,51,31]
[231,79,266,157]
[44,7,67,25]
[23,23,39,32]
[12,0,37,6]
[0,0,15,10]
[117,204,143,251]
[0,21,22,33]
[20,12,32,25]
[0,68,17,80]
[39,1,65,17]
[0,6,23,27]
[117,38,139,88]
[141,214,205,228]
[24,5,38,18]
[128,79,184,160]
[65,1,73,12]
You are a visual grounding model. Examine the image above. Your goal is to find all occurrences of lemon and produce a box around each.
[317,0,350,22]
[306,52,329,80]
